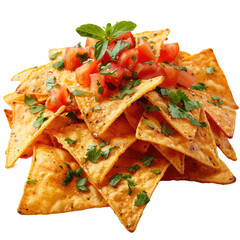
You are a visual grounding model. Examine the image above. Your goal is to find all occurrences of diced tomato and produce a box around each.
[118,48,139,70]
[88,47,95,59]
[75,60,99,86]
[159,65,178,87]
[137,37,156,62]
[90,73,109,101]
[45,85,69,112]
[85,37,99,48]
[133,62,166,80]
[158,43,179,63]
[109,32,136,49]
[177,71,196,88]
[123,68,132,79]
[64,47,90,71]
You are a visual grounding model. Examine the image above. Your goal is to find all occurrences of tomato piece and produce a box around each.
[118,48,139,70]
[109,32,136,49]
[90,73,109,101]
[159,65,178,87]
[64,47,90,71]
[85,37,99,48]
[158,43,179,63]
[75,60,99,86]
[137,37,156,62]
[123,68,132,79]
[177,71,196,88]
[45,85,69,112]
[133,62,166,80]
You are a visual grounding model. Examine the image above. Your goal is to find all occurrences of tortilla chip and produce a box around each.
[11,67,35,82]
[3,92,25,106]
[177,48,238,109]
[130,140,150,153]
[133,29,170,58]
[16,62,75,96]
[5,102,65,168]
[163,157,236,185]
[173,51,191,65]
[48,48,66,61]
[145,90,200,140]
[64,76,164,136]
[18,144,107,214]
[97,147,170,232]
[4,109,13,128]
[136,109,221,169]
[50,115,136,185]
[207,114,237,161]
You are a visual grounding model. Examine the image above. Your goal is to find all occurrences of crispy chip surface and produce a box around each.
[18,144,107,214]
[11,67,35,82]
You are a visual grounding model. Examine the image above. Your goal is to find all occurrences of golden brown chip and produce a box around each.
[133,29,170,58]
[130,140,150,153]
[48,48,66,61]
[163,157,236,185]
[18,144,107,214]
[145,90,200,140]
[3,92,25,106]
[5,102,65,168]
[177,48,238,109]
[173,51,191,65]
[64,76,164,136]
[97,147,170,232]
[136,109,221,169]
[4,109,13,128]
[11,67,35,82]
[207,114,237,161]
[50,115,136,185]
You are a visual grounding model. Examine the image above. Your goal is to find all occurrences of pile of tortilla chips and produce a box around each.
[4,29,238,232]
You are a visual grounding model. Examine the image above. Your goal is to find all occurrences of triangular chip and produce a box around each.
[97,147,170,232]
[3,92,25,106]
[133,29,170,58]
[48,48,66,61]
[11,67,35,82]
[49,115,136,185]
[163,157,236,185]
[5,102,65,168]
[4,109,13,128]
[145,90,200,140]
[136,109,221,169]
[64,76,163,136]
[18,144,107,214]
[177,48,238,109]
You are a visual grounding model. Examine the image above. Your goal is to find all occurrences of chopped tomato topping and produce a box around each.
[64,47,90,71]
[45,85,69,112]
[177,71,196,88]
[109,32,136,49]
[137,37,156,62]
[133,62,166,80]
[85,37,99,48]
[75,60,99,86]
[159,65,178,87]
[158,43,179,63]
[118,48,139,70]
[90,73,109,101]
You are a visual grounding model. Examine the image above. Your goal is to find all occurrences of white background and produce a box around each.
[0,0,239,239]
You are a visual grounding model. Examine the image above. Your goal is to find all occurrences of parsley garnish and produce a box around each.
[76,21,137,60]
[161,122,176,136]
[140,156,155,167]
[106,40,129,60]
[46,76,60,91]
[128,79,141,87]
[65,111,78,121]
[211,96,224,105]
[205,67,217,75]
[99,139,110,148]
[191,82,207,91]
[26,180,36,184]
[151,169,161,174]
[52,57,65,70]
[65,138,77,146]
[49,51,62,60]
[30,105,45,114]
[33,110,48,128]
[85,145,102,163]
[100,63,117,76]
[76,52,89,64]
[163,61,187,71]
[75,177,90,192]
[72,89,92,96]
[155,87,170,97]
[101,146,116,159]
[143,119,155,130]
[143,104,160,113]
[61,162,76,186]
[127,179,137,195]
[24,95,39,106]
[110,86,136,100]
[134,191,150,206]
[126,164,140,173]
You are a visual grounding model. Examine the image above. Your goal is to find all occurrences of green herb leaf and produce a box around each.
[143,104,160,113]
[161,122,176,136]
[76,177,90,192]
[101,146,116,159]
[65,138,77,146]
[128,79,141,87]
[100,63,117,75]
[109,21,137,39]
[76,52,89,64]
[30,105,45,114]
[26,180,36,184]
[126,164,140,173]
[52,57,65,70]
[61,162,75,186]
[143,119,155,130]
[46,76,60,91]
[140,156,155,167]
[74,168,83,178]
[151,169,161,174]
[155,87,170,97]
[188,115,207,128]
[33,111,48,128]
[112,87,136,100]
[207,100,218,106]
[169,91,181,104]
[127,179,137,195]
[94,40,109,61]
[99,139,110,148]
[211,96,224,105]
[108,173,131,187]
[106,40,129,60]
[163,61,187,71]
[85,145,102,163]
[24,95,38,106]
[65,111,78,121]
[205,67,217,75]
[168,103,189,119]
[98,86,104,95]
[72,89,92,96]
[49,51,62,60]
[191,82,207,91]
[134,191,150,206]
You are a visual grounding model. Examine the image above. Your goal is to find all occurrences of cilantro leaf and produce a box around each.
[182,97,202,111]
[49,51,62,60]
[161,122,176,136]
[65,138,77,146]
[74,168,83,178]
[72,89,92,96]
[143,104,160,113]
[188,115,207,128]
[205,67,217,75]
[94,105,102,110]
[143,119,155,130]
[61,162,75,186]
[85,145,102,163]
[169,91,181,104]
[140,156,155,167]
[211,96,224,105]
[24,95,38,106]
[108,173,131,187]
[26,180,36,184]
[163,61,187,71]
[106,40,129,60]
[33,111,48,128]
[134,191,150,206]
[168,103,189,119]
[30,105,45,114]
[98,86,104,95]
[128,79,141,87]
[126,164,140,173]
[111,86,136,100]
[127,179,137,196]
[65,111,78,121]
[155,87,170,97]
[101,146,116,159]
[75,177,90,192]
[46,76,60,91]
[207,100,218,106]
[151,169,161,174]
[52,57,65,70]
[99,139,110,148]
[191,82,206,91]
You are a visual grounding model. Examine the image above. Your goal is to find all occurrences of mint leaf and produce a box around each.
[75,177,90,192]
[49,51,62,60]
[24,95,38,106]
[191,82,206,92]
[76,24,106,41]
[65,138,77,146]
[143,104,160,113]
[72,89,92,96]
[205,67,217,75]
[52,57,65,70]
[109,21,137,39]
[134,191,150,206]
[161,122,176,136]
[126,164,140,173]
[143,119,155,130]
[211,96,224,105]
